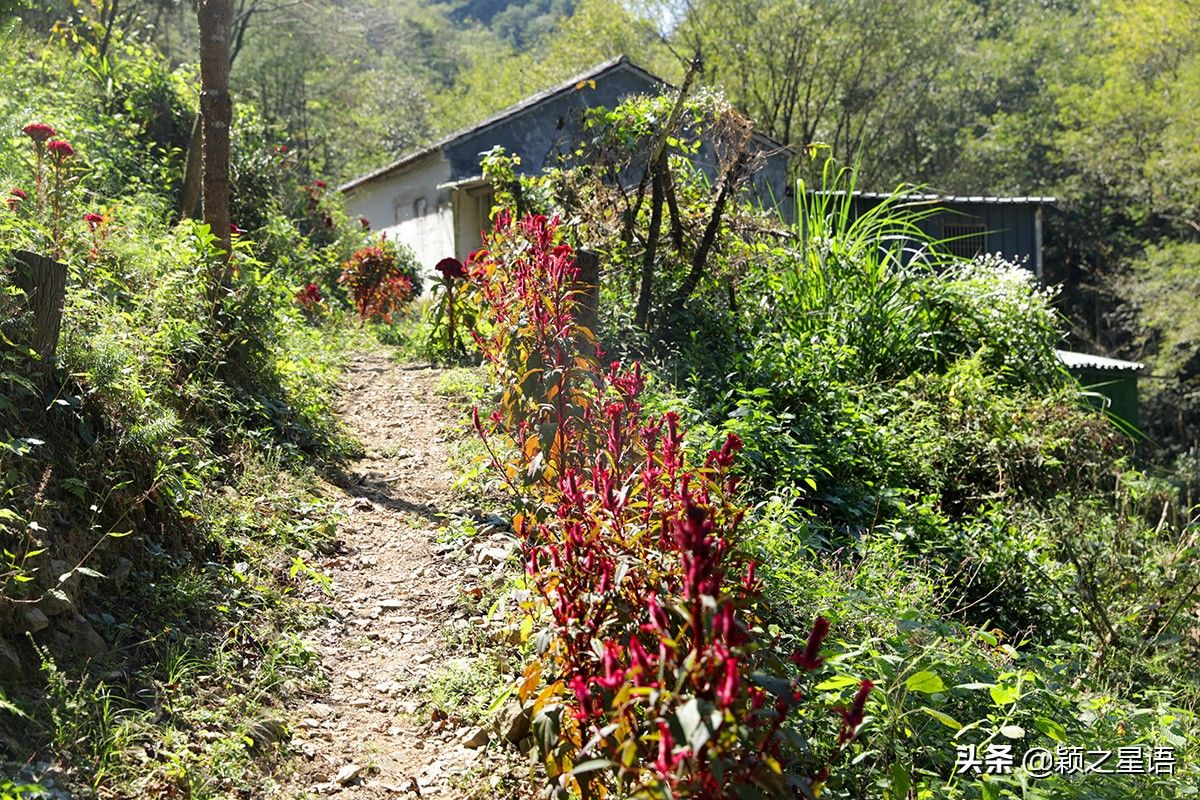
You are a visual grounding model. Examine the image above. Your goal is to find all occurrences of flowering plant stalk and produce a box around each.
[467,213,873,798]
[46,139,75,258]
[83,212,106,262]
[22,123,55,214]
[433,256,470,359]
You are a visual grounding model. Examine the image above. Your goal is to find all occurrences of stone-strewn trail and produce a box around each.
[280,351,518,798]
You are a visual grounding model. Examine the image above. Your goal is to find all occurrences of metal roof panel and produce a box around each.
[1055,349,1144,373]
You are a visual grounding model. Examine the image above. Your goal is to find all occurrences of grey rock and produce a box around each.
[37,588,74,618]
[67,614,107,657]
[499,700,531,744]
[19,607,50,634]
[109,557,133,589]
[50,560,82,597]
[484,514,512,531]
[0,636,23,681]
[461,726,490,749]
[334,762,364,785]
[476,547,512,566]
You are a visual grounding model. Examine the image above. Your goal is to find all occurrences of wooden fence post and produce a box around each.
[574,248,600,337]
[13,250,67,385]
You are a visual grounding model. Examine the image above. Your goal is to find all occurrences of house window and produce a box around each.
[942,222,987,259]
[413,197,428,217]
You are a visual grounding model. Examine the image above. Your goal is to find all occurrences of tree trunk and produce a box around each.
[198,0,234,289]
[179,114,203,221]
[672,149,750,309]
[13,250,67,386]
[635,167,664,330]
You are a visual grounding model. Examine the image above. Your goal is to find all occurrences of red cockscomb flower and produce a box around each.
[715,656,740,708]
[22,123,56,143]
[7,188,28,209]
[359,216,370,229]
[83,212,104,231]
[10,188,28,200]
[312,179,327,189]
[435,256,467,280]
[836,679,874,744]
[47,139,74,159]
[295,282,323,310]
[790,615,830,671]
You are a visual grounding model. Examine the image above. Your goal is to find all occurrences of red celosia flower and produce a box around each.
[83,212,104,231]
[628,635,656,685]
[742,560,759,593]
[596,641,626,690]
[655,721,688,774]
[718,432,743,466]
[790,616,830,671]
[22,123,56,143]
[10,188,28,200]
[46,139,74,159]
[716,657,740,708]
[568,675,600,720]
[359,216,370,229]
[313,179,327,189]
[435,256,467,280]
[295,282,323,311]
[6,188,27,210]
[836,679,874,744]
[641,593,670,633]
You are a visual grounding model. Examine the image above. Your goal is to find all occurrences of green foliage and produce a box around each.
[466,138,1200,795]
[0,29,359,798]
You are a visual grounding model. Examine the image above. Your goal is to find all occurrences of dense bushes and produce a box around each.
[450,102,1200,796]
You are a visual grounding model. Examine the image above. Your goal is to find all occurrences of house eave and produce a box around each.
[337,145,443,194]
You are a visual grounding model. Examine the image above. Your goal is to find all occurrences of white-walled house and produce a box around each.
[339,56,791,290]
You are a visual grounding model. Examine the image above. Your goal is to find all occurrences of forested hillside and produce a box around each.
[2,1,1199,799]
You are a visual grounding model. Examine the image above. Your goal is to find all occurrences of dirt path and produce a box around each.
[281,351,505,798]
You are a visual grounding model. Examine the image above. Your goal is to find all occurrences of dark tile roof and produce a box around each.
[339,55,790,194]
